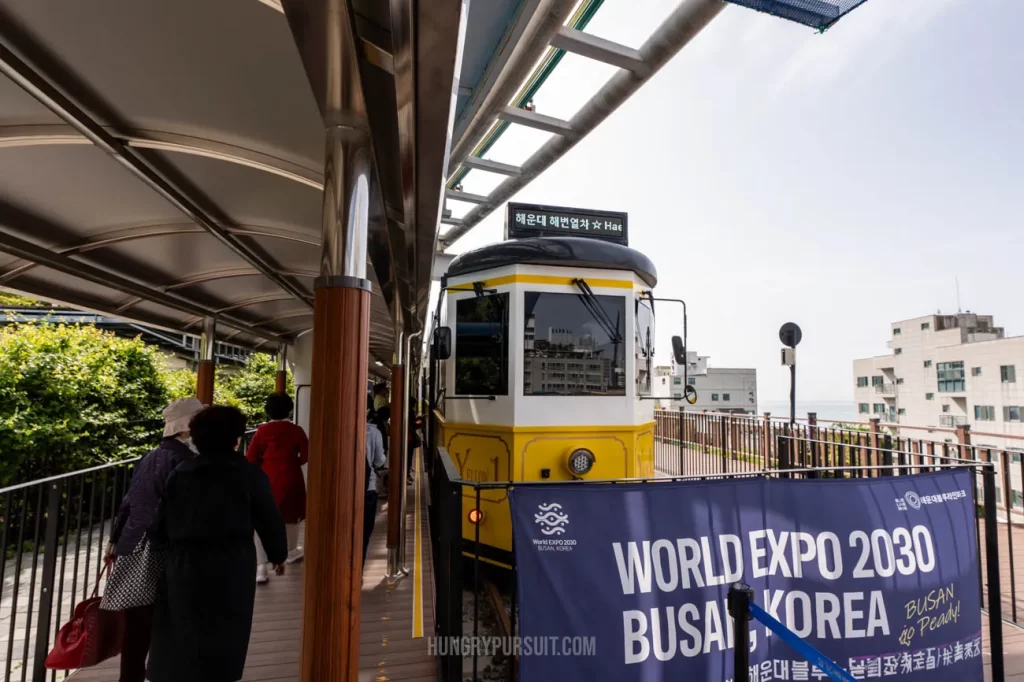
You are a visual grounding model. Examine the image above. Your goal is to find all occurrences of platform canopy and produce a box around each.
[0,0,731,362]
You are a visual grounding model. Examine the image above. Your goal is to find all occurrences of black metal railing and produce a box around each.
[0,425,258,682]
[0,458,138,682]
[427,421,1011,682]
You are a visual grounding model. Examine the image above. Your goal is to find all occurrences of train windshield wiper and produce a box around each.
[572,278,622,345]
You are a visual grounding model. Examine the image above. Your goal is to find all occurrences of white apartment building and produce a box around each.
[853,312,1024,509]
[665,351,758,413]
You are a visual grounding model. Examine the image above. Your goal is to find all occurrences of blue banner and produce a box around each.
[510,470,982,682]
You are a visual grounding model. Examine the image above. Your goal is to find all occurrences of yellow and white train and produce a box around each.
[427,204,688,568]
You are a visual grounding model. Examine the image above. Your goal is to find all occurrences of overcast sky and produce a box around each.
[441,0,1024,403]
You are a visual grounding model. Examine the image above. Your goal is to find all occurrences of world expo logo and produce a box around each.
[904,491,922,510]
[535,503,569,536]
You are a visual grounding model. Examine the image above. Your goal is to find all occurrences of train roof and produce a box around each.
[445,237,657,288]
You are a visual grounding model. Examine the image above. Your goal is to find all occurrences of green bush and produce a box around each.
[0,321,168,486]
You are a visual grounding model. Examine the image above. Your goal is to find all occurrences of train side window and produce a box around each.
[522,291,625,396]
[454,293,509,395]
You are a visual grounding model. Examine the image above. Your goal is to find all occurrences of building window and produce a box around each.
[673,393,682,400]
[924,360,932,368]
[921,322,930,330]
[723,393,730,401]
[455,293,509,395]
[687,378,696,385]
[857,376,868,387]
[1004,406,1021,422]
[859,403,869,414]
[673,377,681,385]
[942,404,951,413]
[896,378,904,385]
[971,367,982,377]
[898,408,906,416]
[873,404,885,414]
[522,291,625,396]
[1002,365,1016,383]
[871,376,884,387]
[893,328,901,335]
[711,393,719,401]
[974,405,996,421]
[894,348,902,355]
[926,393,934,400]
[936,361,965,392]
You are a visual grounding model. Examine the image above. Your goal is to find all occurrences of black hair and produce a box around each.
[373,383,387,395]
[265,392,294,421]
[189,405,247,455]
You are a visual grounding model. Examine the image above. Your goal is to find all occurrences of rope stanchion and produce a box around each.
[728,582,858,682]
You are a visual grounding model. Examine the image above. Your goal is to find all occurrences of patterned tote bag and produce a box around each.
[99,536,165,611]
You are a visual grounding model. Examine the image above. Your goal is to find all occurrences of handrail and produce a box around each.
[0,456,143,496]
[1,426,259,495]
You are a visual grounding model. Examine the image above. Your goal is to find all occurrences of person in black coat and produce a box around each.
[146,405,287,682]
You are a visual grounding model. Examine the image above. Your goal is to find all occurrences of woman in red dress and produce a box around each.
[246,392,308,583]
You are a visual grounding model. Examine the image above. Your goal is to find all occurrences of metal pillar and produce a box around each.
[386,330,405,579]
[196,316,216,405]
[397,330,422,574]
[276,343,288,394]
[300,122,372,682]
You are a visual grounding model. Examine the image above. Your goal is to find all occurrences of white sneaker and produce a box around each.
[256,564,268,584]
[286,549,304,564]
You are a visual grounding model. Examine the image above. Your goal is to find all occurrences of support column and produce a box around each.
[196,317,216,405]
[301,124,372,682]
[276,343,289,394]
[386,341,405,578]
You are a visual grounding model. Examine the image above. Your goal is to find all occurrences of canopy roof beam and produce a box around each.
[460,156,522,176]
[0,226,279,341]
[0,31,313,309]
[444,188,488,204]
[441,0,726,249]
[549,26,651,77]
[495,105,575,137]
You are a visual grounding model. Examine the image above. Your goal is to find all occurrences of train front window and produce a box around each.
[523,291,626,396]
[454,293,509,395]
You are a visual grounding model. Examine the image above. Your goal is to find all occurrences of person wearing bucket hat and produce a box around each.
[103,396,205,682]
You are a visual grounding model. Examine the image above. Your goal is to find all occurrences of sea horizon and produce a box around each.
[757,400,859,424]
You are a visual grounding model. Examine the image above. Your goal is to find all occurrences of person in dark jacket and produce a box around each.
[104,397,204,682]
[146,405,287,682]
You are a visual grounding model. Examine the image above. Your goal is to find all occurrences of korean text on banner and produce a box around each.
[509,470,981,682]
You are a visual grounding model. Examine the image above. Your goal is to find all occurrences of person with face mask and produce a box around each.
[102,396,205,682]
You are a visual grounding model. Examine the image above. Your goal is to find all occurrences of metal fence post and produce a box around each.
[678,407,685,476]
[983,465,1005,682]
[443,477,463,682]
[728,583,753,682]
[32,481,62,682]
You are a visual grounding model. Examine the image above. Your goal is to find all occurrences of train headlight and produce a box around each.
[567,448,595,476]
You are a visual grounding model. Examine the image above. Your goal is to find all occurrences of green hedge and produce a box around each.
[0,319,293,486]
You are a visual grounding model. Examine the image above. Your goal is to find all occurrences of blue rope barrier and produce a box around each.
[748,601,858,682]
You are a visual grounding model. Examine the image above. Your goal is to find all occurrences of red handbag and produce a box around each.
[45,561,126,670]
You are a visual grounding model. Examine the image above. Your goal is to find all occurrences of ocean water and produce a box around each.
[758,400,859,424]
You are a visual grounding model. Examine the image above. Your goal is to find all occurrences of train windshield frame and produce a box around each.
[522,290,626,397]
[454,292,510,396]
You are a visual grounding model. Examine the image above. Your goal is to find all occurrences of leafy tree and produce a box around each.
[0,321,168,485]
[219,352,294,424]
[0,292,46,308]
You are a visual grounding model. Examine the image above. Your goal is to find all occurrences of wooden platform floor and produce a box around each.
[68,458,434,682]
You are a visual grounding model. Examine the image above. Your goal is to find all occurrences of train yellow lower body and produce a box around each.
[434,414,655,568]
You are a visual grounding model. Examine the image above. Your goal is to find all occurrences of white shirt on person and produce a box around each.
[366,423,386,491]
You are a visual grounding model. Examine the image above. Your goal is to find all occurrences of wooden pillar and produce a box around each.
[302,284,371,682]
[956,423,972,461]
[196,316,216,405]
[387,363,404,551]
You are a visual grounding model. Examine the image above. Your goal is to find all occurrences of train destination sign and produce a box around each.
[505,202,628,245]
